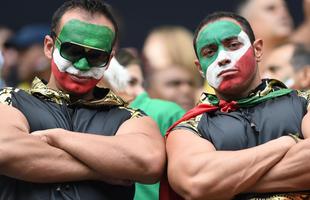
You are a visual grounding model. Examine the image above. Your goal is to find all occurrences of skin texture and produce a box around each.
[262,44,295,87]
[196,20,256,93]
[142,34,171,70]
[195,19,263,100]
[124,63,144,101]
[147,66,196,111]
[240,0,293,41]
[239,0,293,72]
[17,44,50,83]
[293,66,310,90]
[167,18,310,200]
[0,8,165,185]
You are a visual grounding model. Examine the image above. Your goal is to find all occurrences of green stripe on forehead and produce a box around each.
[196,20,242,53]
[57,19,115,51]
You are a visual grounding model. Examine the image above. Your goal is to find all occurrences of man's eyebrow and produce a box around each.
[200,43,217,50]
[222,36,238,43]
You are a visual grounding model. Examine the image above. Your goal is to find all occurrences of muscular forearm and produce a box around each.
[0,132,97,183]
[169,136,296,200]
[247,138,310,193]
[44,128,165,184]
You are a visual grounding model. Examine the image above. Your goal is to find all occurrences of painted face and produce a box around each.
[52,19,115,94]
[196,20,257,92]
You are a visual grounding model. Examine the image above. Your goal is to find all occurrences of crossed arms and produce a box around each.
[166,110,310,200]
[0,104,165,184]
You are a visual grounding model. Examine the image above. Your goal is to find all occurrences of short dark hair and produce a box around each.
[290,44,310,71]
[193,11,256,57]
[51,0,118,47]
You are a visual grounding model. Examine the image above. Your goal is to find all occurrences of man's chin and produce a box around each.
[57,73,100,95]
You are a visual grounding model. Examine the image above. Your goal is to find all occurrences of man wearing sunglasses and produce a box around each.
[0,0,165,200]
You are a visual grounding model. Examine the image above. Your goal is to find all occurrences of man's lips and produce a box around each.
[68,73,93,83]
[218,68,239,77]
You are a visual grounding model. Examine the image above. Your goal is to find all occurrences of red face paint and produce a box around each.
[218,47,256,93]
[51,59,100,95]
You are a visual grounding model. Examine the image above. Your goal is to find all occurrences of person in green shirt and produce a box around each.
[113,48,185,200]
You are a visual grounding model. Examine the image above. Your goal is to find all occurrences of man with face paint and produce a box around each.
[161,12,310,200]
[0,1,165,200]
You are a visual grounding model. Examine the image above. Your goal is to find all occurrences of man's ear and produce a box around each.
[195,59,205,78]
[253,39,263,63]
[44,35,55,60]
[298,67,310,89]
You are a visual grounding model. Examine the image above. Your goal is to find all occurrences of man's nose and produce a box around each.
[218,58,231,67]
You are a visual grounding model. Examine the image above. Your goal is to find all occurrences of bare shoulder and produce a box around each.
[0,104,29,132]
[166,129,216,155]
[116,116,160,136]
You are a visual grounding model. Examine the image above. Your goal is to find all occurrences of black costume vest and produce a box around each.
[175,80,310,199]
[0,78,144,200]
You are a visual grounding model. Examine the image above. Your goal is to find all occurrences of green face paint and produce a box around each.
[56,19,115,51]
[195,20,242,75]
[55,19,115,71]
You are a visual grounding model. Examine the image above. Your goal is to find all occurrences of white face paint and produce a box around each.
[206,31,251,89]
[53,48,107,80]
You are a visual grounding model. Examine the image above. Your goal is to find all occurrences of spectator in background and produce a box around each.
[4,24,50,89]
[0,26,9,87]
[236,0,294,73]
[263,43,310,90]
[0,26,17,87]
[291,44,310,90]
[104,48,185,200]
[145,66,196,111]
[113,48,185,135]
[263,43,296,87]
[0,26,12,48]
[142,26,203,93]
[97,56,131,97]
[114,48,145,102]
[290,0,310,46]
[143,26,195,71]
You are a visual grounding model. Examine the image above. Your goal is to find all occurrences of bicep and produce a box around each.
[0,103,29,134]
[116,116,162,139]
[166,129,215,167]
[166,129,216,196]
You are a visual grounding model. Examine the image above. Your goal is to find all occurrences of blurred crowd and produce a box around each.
[1,0,310,112]
[1,0,310,200]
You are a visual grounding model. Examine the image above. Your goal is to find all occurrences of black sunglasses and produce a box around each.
[54,36,111,67]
